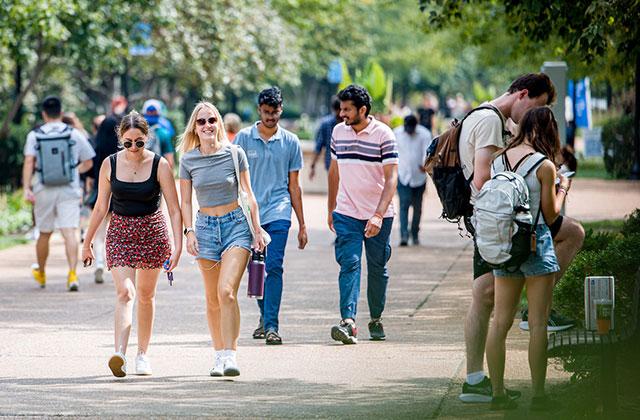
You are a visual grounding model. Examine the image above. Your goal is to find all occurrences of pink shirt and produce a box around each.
[330,116,398,220]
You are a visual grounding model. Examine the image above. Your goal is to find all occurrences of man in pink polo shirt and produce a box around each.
[327,85,399,344]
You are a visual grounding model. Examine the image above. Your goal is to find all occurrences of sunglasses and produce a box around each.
[196,117,217,126]
[123,140,146,149]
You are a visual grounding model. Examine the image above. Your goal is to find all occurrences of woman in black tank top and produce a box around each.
[81,112,183,378]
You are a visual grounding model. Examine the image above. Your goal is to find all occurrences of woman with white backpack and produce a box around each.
[178,102,266,377]
[484,107,570,411]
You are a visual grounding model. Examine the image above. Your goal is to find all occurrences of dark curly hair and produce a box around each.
[508,73,556,105]
[337,84,372,116]
[258,87,283,108]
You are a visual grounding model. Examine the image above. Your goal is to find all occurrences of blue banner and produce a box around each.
[574,78,591,129]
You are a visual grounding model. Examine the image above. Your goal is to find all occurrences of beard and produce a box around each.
[344,115,362,126]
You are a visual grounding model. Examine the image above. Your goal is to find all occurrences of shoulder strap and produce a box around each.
[230,145,242,195]
[110,154,117,179]
[151,153,161,178]
[517,152,547,178]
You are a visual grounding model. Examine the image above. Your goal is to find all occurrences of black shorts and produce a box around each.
[549,215,563,239]
[464,215,493,279]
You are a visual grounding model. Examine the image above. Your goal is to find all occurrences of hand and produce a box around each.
[253,231,266,253]
[327,212,335,233]
[81,245,95,267]
[24,189,35,204]
[309,165,316,181]
[364,215,382,238]
[297,226,308,249]
[186,232,199,256]
[165,248,181,272]
[558,174,572,191]
[419,165,427,173]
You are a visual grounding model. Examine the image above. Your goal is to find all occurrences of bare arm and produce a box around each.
[158,158,182,271]
[77,158,93,174]
[327,159,339,232]
[239,169,266,252]
[81,159,112,265]
[364,163,398,238]
[288,170,307,249]
[22,155,35,203]
[472,145,500,191]
[538,160,569,225]
[179,178,199,256]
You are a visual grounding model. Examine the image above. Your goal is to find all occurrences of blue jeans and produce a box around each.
[333,212,393,321]
[257,219,291,332]
[397,182,426,241]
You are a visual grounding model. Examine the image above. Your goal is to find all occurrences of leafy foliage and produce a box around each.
[0,189,32,236]
[602,114,635,178]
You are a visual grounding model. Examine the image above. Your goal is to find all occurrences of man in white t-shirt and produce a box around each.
[22,96,95,292]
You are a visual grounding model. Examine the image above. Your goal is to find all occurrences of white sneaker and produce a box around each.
[209,353,224,377]
[135,353,152,375]
[108,352,127,378]
[223,354,240,377]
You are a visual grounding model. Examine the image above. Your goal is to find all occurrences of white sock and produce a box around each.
[215,350,224,360]
[224,349,236,360]
[466,371,486,385]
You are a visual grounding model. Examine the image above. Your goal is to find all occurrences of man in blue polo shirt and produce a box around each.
[234,86,308,345]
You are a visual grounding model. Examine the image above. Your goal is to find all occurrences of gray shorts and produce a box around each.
[34,186,81,232]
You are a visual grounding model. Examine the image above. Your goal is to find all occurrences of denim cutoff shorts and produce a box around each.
[195,207,252,261]
[494,223,560,278]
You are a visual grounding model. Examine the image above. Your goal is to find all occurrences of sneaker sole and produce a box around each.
[210,369,224,377]
[69,283,79,292]
[369,335,386,341]
[109,355,126,378]
[223,367,240,377]
[519,321,574,332]
[134,370,152,376]
[459,393,493,403]
[331,326,357,344]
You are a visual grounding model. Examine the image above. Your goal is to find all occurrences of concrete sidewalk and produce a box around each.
[0,178,638,418]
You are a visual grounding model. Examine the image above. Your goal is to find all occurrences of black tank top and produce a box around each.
[110,153,162,216]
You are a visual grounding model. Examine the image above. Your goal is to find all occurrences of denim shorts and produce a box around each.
[494,223,560,278]
[195,207,252,261]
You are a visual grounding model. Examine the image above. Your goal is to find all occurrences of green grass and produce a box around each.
[581,219,624,233]
[576,158,612,179]
[0,235,28,251]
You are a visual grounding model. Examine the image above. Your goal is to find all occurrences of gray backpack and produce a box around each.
[472,152,546,272]
[34,125,77,186]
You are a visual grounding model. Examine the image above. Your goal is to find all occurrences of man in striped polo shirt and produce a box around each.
[327,85,399,344]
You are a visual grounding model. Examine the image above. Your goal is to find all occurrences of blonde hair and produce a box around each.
[177,102,227,154]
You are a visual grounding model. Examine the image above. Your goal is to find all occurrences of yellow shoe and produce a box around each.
[31,265,46,288]
[67,270,79,292]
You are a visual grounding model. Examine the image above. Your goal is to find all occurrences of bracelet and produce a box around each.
[558,187,568,195]
[373,212,384,219]
[370,215,383,229]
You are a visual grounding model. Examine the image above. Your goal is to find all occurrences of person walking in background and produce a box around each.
[394,114,432,246]
[179,102,265,377]
[309,96,341,181]
[234,87,307,345]
[223,113,242,142]
[327,84,398,344]
[142,99,176,168]
[81,112,182,378]
[486,107,568,411]
[417,92,438,136]
[22,96,95,291]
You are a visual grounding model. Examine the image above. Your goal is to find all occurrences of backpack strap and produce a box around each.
[516,152,547,178]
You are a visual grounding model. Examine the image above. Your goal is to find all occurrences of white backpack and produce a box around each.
[473,152,546,271]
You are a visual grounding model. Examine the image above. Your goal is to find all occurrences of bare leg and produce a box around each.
[111,266,136,354]
[525,274,555,397]
[59,227,79,272]
[486,275,525,396]
[465,272,495,375]
[199,259,223,350]
[218,247,250,350]
[553,216,584,283]
[135,268,161,354]
[35,231,52,274]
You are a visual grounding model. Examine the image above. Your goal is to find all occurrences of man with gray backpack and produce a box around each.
[22,96,95,291]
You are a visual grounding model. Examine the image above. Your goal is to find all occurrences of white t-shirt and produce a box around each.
[24,121,95,193]
[458,105,508,204]
[394,125,433,187]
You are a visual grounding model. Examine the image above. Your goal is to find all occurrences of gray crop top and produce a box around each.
[179,144,249,207]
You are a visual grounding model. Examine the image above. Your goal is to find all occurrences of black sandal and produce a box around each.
[252,318,265,339]
[265,330,282,345]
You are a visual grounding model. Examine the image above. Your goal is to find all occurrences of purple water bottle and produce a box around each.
[247,250,265,299]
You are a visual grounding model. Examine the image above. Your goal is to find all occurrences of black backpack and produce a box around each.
[424,105,506,223]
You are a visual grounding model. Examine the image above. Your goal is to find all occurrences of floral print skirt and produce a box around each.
[106,210,171,270]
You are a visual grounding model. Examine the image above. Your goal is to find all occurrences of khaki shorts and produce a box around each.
[34,186,81,232]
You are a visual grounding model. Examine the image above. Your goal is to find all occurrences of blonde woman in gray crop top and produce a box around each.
[485,107,571,409]
[178,102,265,377]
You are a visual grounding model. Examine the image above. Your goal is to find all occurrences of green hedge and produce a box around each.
[553,209,640,328]
[601,115,635,179]
[0,190,32,236]
[0,122,32,189]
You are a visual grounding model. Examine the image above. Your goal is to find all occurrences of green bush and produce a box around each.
[554,231,640,328]
[0,190,32,236]
[601,114,635,179]
[0,122,32,188]
[621,208,640,237]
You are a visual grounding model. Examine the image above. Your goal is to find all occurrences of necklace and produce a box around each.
[125,153,144,175]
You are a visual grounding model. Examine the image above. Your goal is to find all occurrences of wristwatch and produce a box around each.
[183,227,195,236]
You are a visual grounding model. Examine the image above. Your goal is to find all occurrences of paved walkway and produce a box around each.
[0,178,638,418]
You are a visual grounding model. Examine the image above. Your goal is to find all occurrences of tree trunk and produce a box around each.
[0,54,50,140]
[630,51,640,180]
[12,60,23,124]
